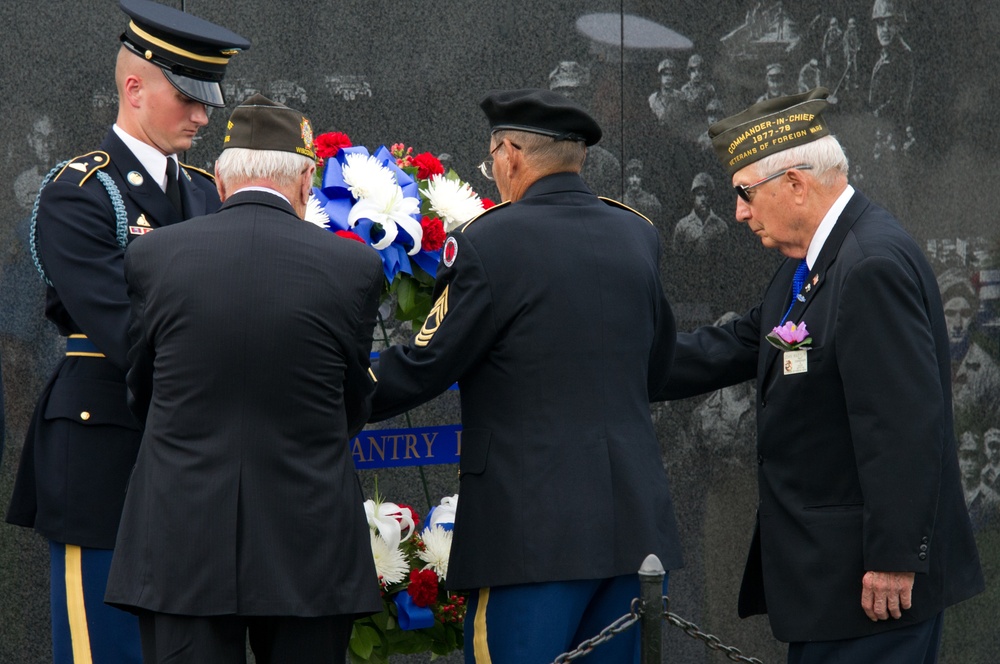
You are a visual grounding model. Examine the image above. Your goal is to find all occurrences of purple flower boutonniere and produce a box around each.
[767,321,813,351]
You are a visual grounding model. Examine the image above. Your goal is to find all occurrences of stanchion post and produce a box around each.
[638,554,664,664]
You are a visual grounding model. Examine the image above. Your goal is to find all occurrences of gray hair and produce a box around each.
[752,135,849,187]
[492,129,587,174]
[216,147,314,188]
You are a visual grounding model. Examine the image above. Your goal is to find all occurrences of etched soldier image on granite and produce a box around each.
[623,158,663,229]
[869,0,914,132]
[821,18,844,79]
[982,428,1000,497]
[681,54,717,123]
[648,57,686,130]
[694,98,724,157]
[548,60,622,198]
[797,58,821,93]
[755,63,787,103]
[842,17,862,91]
[959,430,1000,529]
[938,266,978,361]
[672,172,728,256]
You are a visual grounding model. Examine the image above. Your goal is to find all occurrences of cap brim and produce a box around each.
[163,70,225,107]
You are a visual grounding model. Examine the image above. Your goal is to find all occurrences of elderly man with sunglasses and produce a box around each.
[657,87,983,664]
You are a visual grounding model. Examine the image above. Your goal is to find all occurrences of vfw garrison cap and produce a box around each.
[480,88,602,146]
[223,94,316,160]
[119,0,250,108]
[709,87,831,176]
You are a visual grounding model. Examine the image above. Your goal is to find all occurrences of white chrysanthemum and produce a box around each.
[417,525,453,581]
[341,152,397,201]
[422,175,485,232]
[303,195,330,228]
[369,530,409,587]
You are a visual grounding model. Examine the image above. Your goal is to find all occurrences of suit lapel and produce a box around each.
[759,190,870,391]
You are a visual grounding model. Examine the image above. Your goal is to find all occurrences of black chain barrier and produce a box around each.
[549,595,764,664]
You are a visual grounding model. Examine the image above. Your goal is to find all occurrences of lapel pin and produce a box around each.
[127,171,144,186]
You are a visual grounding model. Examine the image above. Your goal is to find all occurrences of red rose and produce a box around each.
[334,230,366,244]
[420,216,446,252]
[407,569,439,608]
[314,132,353,159]
[412,152,445,180]
[481,197,496,209]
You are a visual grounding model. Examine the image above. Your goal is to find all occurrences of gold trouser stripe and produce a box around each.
[473,587,492,663]
[64,545,94,664]
[128,21,231,65]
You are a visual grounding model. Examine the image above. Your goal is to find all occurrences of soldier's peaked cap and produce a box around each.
[119,0,250,108]
[480,88,602,146]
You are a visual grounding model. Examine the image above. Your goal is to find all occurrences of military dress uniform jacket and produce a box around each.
[658,190,984,642]
[372,172,683,591]
[6,129,219,549]
[105,191,384,618]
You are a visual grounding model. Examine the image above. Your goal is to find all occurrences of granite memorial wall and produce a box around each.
[1,1,997,661]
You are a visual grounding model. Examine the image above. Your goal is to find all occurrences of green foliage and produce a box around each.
[390,269,438,326]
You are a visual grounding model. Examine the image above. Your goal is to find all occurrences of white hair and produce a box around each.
[752,135,849,187]
[216,147,314,188]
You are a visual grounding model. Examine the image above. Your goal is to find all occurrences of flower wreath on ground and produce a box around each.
[350,494,465,664]
[305,131,495,326]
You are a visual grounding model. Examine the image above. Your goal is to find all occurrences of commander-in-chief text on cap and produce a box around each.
[709,87,831,176]
[119,0,250,108]
[480,88,602,146]
[223,94,316,160]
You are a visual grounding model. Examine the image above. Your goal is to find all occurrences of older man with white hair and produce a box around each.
[658,87,984,664]
[105,94,383,663]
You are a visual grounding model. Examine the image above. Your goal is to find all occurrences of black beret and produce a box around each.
[709,87,831,176]
[120,0,250,108]
[223,94,316,160]
[480,88,602,146]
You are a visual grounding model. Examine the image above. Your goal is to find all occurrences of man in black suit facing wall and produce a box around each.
[658,87,984,663]
[105,95,383,663]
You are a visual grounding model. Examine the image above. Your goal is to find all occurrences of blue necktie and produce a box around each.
[781,259,809,324]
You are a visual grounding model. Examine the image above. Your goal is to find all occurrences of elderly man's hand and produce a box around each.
[861,571,915,621]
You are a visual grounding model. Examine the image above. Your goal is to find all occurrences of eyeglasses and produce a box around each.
[734,164,812,203]
[478,140,520,181]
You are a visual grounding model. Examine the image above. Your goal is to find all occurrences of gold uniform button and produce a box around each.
[80,411,91,421]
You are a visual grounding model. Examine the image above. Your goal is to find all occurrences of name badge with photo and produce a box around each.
[783,350,808,375]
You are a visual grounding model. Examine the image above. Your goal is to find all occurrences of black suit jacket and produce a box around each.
[6,129,219,548]
[372,172,683,591]
[105,191,383,618]
[659,190,984,641]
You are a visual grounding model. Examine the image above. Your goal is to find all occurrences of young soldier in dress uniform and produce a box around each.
[5,1,248,661]
[372,88,682,664]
